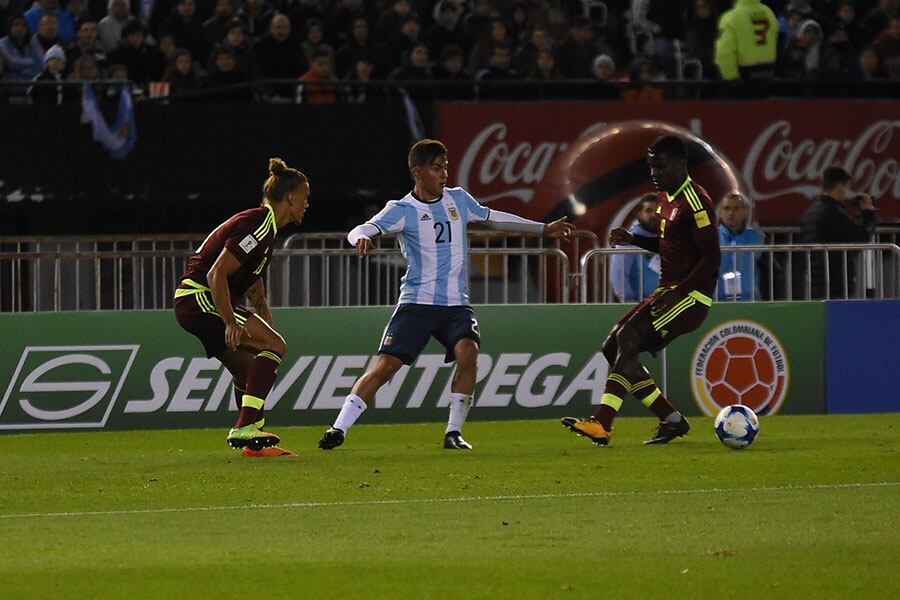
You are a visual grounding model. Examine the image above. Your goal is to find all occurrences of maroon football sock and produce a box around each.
[233,351,282,429]
[632,378,678,421]
[591,372,631,430]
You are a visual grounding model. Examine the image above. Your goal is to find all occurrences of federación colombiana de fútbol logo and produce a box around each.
[691,320,789,416]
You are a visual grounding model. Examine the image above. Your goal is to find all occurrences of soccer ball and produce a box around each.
[714,405,760,449]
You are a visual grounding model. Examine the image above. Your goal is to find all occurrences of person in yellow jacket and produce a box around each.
[715,0,779,86]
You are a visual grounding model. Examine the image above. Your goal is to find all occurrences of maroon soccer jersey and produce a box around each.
[181,204,277,301]
[635,177,721,299]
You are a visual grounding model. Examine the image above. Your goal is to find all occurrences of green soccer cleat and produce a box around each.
[226,423,281,451]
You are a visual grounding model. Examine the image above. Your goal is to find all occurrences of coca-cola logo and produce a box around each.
[455,122,606,205]
[744,120,900,202]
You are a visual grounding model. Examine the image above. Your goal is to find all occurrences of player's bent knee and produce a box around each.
[265,333,286,356]
[454,339,479,368]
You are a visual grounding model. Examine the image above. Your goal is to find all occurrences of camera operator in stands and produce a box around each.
[800,166,878,299]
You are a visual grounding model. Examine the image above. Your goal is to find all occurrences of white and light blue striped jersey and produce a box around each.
[367,187,491,306]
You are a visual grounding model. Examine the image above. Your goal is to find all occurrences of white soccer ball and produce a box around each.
[714,405,760,449]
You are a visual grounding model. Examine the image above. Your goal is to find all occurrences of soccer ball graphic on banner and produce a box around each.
[714,405,760,449]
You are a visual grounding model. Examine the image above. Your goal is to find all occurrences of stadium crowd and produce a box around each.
[0,0,897,101]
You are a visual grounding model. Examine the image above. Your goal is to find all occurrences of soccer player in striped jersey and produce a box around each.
[174,158,309,454]
[318,139,575,450]
[563,135,721,446]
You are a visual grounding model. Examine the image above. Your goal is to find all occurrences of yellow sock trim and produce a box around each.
[601,393,624,412]
[257,351,282,365]
[241,394,265,410]
[631,379,655,394]
[608,373,632,392]
[641,388,662,407]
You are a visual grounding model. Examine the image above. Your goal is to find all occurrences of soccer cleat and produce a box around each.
[561,416,612,446]
[226,423,280,451]
[643,417,691,445]
[443,431,472,450]
[242,446,296,457]
[318,427,345,450]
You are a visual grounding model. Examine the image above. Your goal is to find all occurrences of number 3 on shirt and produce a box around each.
[434,221,452,243]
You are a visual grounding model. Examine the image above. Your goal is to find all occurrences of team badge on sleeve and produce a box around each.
[693,211,711,228]
[239,234,259,253]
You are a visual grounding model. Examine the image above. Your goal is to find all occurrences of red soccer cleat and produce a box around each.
[242,446,296,457]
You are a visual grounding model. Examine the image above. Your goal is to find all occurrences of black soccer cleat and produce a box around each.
[443,431,472,450]
[318,427,345,450]
[643,417,691,445]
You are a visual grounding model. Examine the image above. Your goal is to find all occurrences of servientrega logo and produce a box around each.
[691,321,789,416]
[0,345,139,430]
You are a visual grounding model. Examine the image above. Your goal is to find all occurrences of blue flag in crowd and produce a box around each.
[80,84,137,160]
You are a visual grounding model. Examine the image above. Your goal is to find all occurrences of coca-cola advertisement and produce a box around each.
[438,101,900,234]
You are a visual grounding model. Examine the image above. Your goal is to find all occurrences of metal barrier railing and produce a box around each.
[2,234,897,311]
[580,244,900,303]
[760,226,900,247]
[0,246,571,311]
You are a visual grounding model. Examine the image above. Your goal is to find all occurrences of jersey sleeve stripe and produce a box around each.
[684,185,704,212]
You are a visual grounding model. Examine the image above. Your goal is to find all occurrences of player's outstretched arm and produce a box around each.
[347,223,381,256]
[480,209,573,237]
[542,218,576,238]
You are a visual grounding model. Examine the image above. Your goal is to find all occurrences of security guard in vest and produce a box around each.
[715,0,779,91]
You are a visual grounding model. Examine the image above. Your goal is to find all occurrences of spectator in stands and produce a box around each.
[153,33,179,79]
[384,14,420,71]
[28,43,77,103]
[65,18,105,77]
[631,0,690,79]
[163,47,202,99]
[474,42,517,98]
[467,16,509,74]
[858,47,884,78]
[0,0,14,37]
[425,0,464,60]
[609,194,660,302]
[25,0,75,44]
[556,15,601,79]
[160,0,205,59]
[433,43,470,98]
[253,12,305,90]
[287,0,325,38]
[859,0,899,49]
[715,0,778,94]
[685,0,718,79]
[106,18,157,86]
[202,0,235,52]
[204,45,255,100]
[341,51,386,103]
[528,47,563,81]
[716,191,763,301]
[301,17,334,65]
[298,48,336,103]
[829,1,865,52]
[336,16,381,78]
[504,0,529,46]
[237,0,275,41]
[216,18,259,79]
[513,23,550,74]
[591,53,620,99]
[620,56,663,101]
[377,0,414,43]
[98,0,129,53]
[389,41,431,80]
[0,14,43,81]
[871,15,900,77]
[32,13,61,56]
[800,166,878,299]
[462,0,497,48]
[68,51,100,81]
[329,0,369,48]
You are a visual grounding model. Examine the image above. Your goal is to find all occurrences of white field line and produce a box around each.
[0,481,897,521]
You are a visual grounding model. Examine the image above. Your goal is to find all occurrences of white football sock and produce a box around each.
[334,394,367,433]
[446,393,474,434]
[666,412,683,423]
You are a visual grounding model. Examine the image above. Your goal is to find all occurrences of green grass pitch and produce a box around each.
[1,415,898,600]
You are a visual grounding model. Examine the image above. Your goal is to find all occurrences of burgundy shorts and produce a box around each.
[173,292,254,359]
[612,290,711,355]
